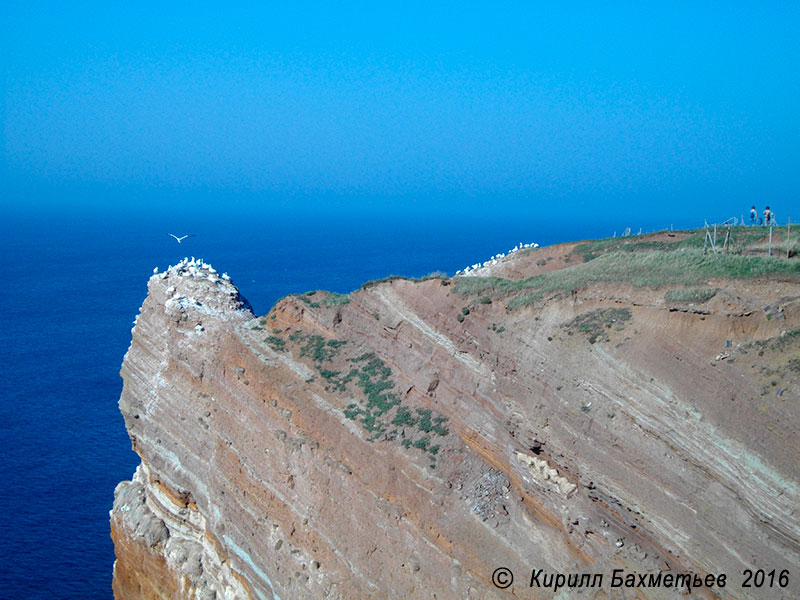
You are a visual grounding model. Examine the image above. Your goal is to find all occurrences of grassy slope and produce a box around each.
[454,227,800,310]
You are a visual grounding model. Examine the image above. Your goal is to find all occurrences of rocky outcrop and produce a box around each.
[111,247,800,600]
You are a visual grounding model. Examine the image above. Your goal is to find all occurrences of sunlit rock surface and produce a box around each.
[111,240,800,599]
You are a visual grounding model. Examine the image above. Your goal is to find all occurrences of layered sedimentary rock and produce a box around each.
[111,241,800,599]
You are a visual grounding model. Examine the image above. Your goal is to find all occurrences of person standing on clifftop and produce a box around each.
[764,206,774,226]
[750,206,758,225]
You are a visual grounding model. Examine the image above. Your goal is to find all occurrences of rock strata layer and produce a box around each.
[111,249,800,599]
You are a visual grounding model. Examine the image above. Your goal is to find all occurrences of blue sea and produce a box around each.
[0,205,686,599]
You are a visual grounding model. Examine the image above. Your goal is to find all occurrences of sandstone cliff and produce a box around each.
[111,233,800,599]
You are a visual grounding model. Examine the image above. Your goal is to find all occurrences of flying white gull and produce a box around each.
[168,234,195,243]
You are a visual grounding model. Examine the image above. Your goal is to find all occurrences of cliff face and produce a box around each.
[111,243,800,600]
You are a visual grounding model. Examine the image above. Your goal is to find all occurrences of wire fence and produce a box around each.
[611,215,796,259]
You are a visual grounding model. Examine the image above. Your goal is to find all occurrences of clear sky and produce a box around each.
[2,1,799,223]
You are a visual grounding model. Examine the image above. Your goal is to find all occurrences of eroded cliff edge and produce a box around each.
[111,235,800,599]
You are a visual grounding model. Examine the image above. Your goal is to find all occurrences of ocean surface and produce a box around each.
[0,206,686,599]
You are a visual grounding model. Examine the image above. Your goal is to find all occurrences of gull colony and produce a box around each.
[454,241,539,277]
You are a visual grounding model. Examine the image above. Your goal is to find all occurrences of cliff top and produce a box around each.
[114,226,800,600]
[275,225,800,315]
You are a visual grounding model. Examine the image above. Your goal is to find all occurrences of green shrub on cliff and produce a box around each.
[412,436,430,451]
[322,293,350,306]
[285,329,449,466]
[563,308,632,344]
[392,406,416,427]
[299,334,347,362]
[264,335,286,351]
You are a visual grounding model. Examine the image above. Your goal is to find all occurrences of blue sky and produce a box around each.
[3,2,799,223]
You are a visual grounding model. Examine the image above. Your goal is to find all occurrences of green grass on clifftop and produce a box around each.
[571,227,777,261]
[456,249,800,310]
